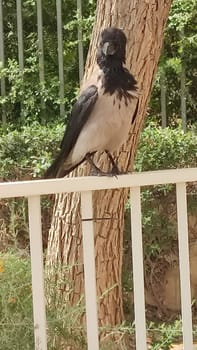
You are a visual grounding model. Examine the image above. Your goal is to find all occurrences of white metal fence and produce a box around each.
[0,167,197,350]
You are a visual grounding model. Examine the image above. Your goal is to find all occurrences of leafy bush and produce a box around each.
[0,123,64,250]
[0,122,64,180]
[0,252,34,350]
[0,252,87,350]
[0,122,196,181]
[149,0,197,124]
[134,123,197,171]
[0,252,124,349]
[0,57,62,123]
[134,123,197,257]
[0,0,96,124]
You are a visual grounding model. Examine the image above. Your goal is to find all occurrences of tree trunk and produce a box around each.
[46,0,172,334]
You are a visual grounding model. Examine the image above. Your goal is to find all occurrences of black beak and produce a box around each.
[102,42,116,56]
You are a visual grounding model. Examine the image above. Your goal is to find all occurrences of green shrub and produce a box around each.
[0,122,196,181]
[0,0,96,124]
[133,123,197,255]
[0,57,63,124]
[0,252,87,350]
[0,123,63,250]
[0,252,34,350]
[134,123,197,171]
[0,122,64,179]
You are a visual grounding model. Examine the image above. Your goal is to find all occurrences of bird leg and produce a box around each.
[105,151,122,176]
[85,153,114,177]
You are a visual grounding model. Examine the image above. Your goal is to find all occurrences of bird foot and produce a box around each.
[111,164,122,177]
[90,167,113,177]
[109,164,130,178]
[86,153,126,177]
[90,166,123,178]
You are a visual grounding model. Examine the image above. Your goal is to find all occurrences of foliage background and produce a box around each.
[0,0,196,126]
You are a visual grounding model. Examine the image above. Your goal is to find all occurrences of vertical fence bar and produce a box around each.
[180,28,187,133]
[130,187,147,350]
[176,183,193,348]
[56,0,65,117]
[37,0,44,83]
[181,60,187,133]
[77,0,84,82]
[16,0,24,70]
[160,68,167,128]
[81,191,99,350]
[28,196,47,350]
[36,0,45,116]
[0,0,6,123]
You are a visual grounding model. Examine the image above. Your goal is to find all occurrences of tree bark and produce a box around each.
[46,0,172,333]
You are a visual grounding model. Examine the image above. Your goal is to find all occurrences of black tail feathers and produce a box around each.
[44,153,86,179]
[44,153,66,178]
[45,151,93,179]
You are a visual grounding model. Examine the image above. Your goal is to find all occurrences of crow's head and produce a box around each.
[97,27,127,69]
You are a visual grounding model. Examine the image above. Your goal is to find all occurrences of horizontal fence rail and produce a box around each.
[0,168,196,199]
[0,167,197,350]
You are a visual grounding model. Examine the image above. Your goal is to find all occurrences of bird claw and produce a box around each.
[90,165,123,178]
[90,168,111,177]
[111,164,121,176]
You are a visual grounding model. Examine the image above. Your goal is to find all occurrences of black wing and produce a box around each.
[45,85,98,178]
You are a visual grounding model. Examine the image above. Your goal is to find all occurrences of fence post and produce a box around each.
[56,0,65,117]
[81,191,99,350]
[28,196,47,350]
[130,187,147,350]
[77,0,84,82]
[16,0,24,70]
[36,0,45,120]
[176,183,193,348]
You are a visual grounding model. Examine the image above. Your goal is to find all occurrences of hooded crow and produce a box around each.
[45,27,138,178]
